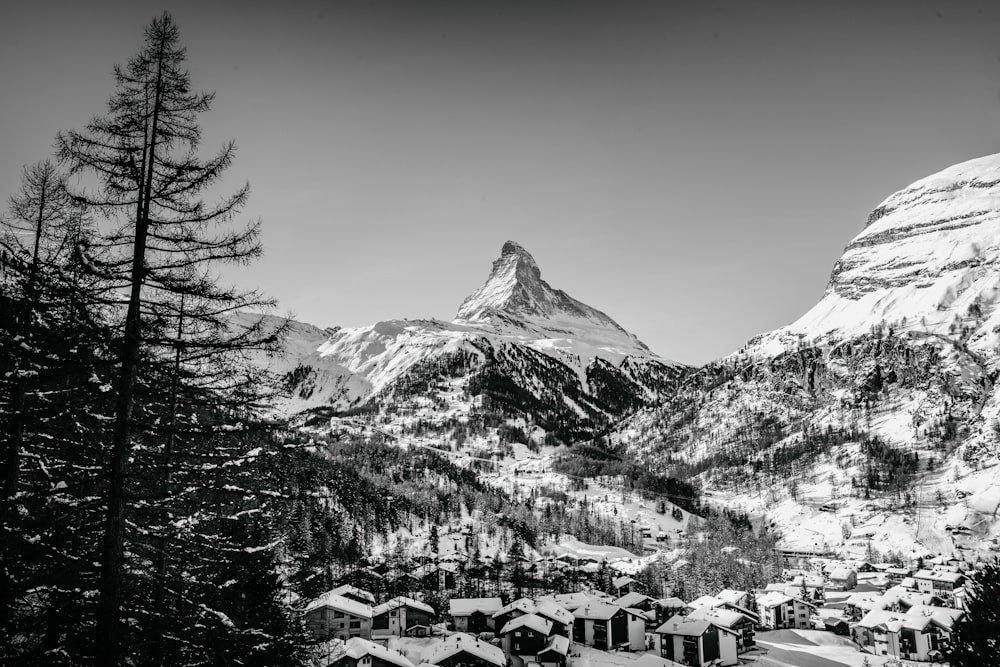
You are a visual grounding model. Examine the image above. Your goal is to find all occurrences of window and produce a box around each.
[390,610,398,617]
[334,611,345,618]
[350,621,361,629]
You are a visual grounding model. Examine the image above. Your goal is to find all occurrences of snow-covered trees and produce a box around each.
[945,559,1000,667]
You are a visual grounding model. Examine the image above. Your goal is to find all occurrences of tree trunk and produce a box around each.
[94,49,163,667]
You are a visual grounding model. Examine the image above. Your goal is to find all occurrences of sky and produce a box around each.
[2,1,1000,365]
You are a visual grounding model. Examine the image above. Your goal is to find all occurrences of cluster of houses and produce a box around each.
[304,559,971,667]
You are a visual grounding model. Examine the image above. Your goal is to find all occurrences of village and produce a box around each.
[302,543,972,667]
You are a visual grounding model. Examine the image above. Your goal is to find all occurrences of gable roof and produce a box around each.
[493,597,536,619]
[332,584,377,604]
[422,633,505,667]
[715,590,748,606]
[373,596,435,617]
[449,598,503,617]
[344,638,415,667]
[537,634,570,657]
[499,613,553,637]
[305,592,374,619]
[612,576,637,589]
[914,569,964,584]
[534,600,574,626]
[614,592,653,608]
[688,606,747,629]
[655,614,713,637]
[573,601,626,621]
[686,595,723,610]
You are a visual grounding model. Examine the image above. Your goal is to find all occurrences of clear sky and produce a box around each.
[3,1,1000,365]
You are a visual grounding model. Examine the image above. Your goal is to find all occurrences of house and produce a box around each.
[688,606,755,654]
[331,637,415,667]
[304,592,374,641]
[755,592,816,630]
[844,592,884,622]
[331,584,377,606]
[885,567,912,584]
[715,590,751,610]
[498,613,552,667]
[533,600,574,636]
[913,570,965,605]
[855,609,950,662]
[449,598,503,634]
[614,591,655,612]
[572,601,630,650]
[422,633,506,667]
[372,596,435,638]
[822,617,850,636]
[535,634,570,667]
[492,598,537,634]
[654,597,688,624]
[613,575,641,597]
[539,591,610,613]
[827,567,857,591]
[622,607,650,651]
[655,614,738,667]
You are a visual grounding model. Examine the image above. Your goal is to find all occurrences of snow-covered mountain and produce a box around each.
[749,153,1000,358]
[257,241,686,435]
[615,154,1000,562]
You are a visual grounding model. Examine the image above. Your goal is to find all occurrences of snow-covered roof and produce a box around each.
[573,601,625,621]
[332,584,376,604]
[755,592,793,609]
[373,596,435,617]
[614,592,653,608]
[907,605,964,630]
[655,597,686,609]
[828,567,855,580]
[499,613,553,637]
[914,569,964,584]
[612,575,637,589]
[534,600,574,626]
[715,590,747,606]
[655,614,713,636]
[686,595,723,610]
[448,597,503,617]
[539,592,608,611]
[305,592,373,619]
[422,633,505,667]
[344,638,415,667]
[538,634,570,657]
[493,597,535,619]
[687,606,747,629]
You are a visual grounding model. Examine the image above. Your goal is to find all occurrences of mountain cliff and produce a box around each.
[615,154,1000,562]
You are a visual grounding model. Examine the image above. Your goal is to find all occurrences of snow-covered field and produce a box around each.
[754,630,895,667]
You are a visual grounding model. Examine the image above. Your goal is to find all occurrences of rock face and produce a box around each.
[753,153,1000,357]
[255,241,685,436]
[616,154,1000,562]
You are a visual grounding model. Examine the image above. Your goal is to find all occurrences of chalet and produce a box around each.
[305,592,374,641]
[844,592,884,622]
[655,614,738,667]
[885,567,912,584]
[535,634,570,667]
[372,596,435,638]
[612,575,640,596]
[331,637,415,667]
[422,633,506,667]
[913,569,965,605]
[622,607,650,651]
[498,613,552,667]
[534,601,574,636]
[822,617,850,636]
[714,590,751,610]
[687,606,755,654]
[449,598,503,634]
[653,597,687,624]
[492,598,536,634]
[755,592,816,630]
[880,585,942,612]
[855,608,959,662]
[540,591,611,613]
[331,584,377,606]
[827,567,857,591]
[572,601,630,650]
[614,591,655,612]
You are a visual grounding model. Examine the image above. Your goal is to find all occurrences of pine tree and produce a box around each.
[56,12,282,664]
[945,559,1000,666]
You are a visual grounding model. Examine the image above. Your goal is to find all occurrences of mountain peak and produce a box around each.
[454,241,656,357]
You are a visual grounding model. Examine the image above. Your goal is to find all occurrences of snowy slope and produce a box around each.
[616,154,1000,562]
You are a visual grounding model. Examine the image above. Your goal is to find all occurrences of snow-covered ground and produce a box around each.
[754,630,895,667]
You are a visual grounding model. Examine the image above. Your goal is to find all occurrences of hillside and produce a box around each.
[614,154,1000,563]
